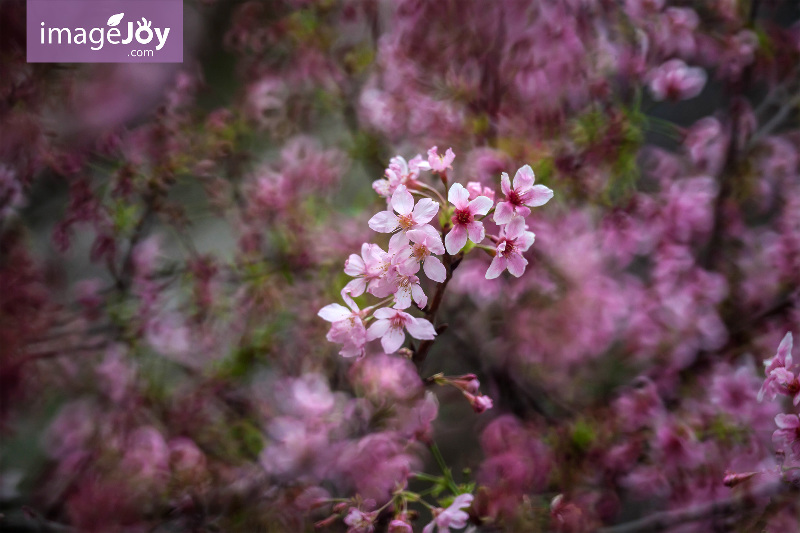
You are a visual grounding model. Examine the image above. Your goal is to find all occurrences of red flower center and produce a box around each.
[453,208,472,226]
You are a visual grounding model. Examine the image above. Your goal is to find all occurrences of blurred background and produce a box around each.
[1,0,800,531]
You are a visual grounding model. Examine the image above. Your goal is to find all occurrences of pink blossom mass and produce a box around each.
[5,0,800,531]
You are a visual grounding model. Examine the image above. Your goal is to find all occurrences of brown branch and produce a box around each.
[412,252,462,371]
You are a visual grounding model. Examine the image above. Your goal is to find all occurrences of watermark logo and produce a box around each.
[27,0,182,63]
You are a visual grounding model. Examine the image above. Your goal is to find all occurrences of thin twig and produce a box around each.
[412,252,461,371]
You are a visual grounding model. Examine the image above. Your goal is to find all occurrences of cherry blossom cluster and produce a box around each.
[4,0,800,531]
[319,147,553,359]
[758,333,800,467]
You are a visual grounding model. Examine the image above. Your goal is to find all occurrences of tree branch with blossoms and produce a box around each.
[317,146,553,530]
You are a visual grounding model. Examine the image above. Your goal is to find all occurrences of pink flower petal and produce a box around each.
[485,256,508,279]
[411,283,427,308]
[344,253,366,277]
[778,332,794,369]
[373,308,397,320]
[493,201,514,225]
[423,256,446,282]
[445,224,468,255]
[468,195,493,216]
[507,253,528,277]
[526,184,554,207]
[466,221,485,244]
[344,278,367,297]
[394,285,412,309]
[513,165,535,190]
[448,183,470,209]
[775,413,800,429]
[504,216,527,240]
[381,327,406,353]
[366,319,390,340]
[412,198,439,224]
[409,225,443,250]
[500,172,512,196]
[318,304,352,322]
[406,317,436,340]
[389,231,410,252]
[518,231,536,252]
[391,185,415,216]
[369,211,399,233]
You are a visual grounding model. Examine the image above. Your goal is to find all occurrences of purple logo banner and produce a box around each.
[27,0,183,63]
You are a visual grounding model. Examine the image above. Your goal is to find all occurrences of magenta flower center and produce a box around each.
[507,189,522,206]
[453,208,473,226]
[498,238,517,258]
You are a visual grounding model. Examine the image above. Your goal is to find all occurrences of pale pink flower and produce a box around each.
[467,181,495,203]
[485,217,536,279]
[369,185,440,249]
[655,8,700,59]
[445,183,493,255]
[770,367,800,406]
[423,493,474,533]
[759,332,794,402]
[318,294,367,358]
[647,59,707,101]
[366,308,436,354]
[428,146,455,173]
[406,228,446,283]
[493,165,553,225]
[344,508,378,533]
[373,155,431,199]
[344,243,396,298]
[773,414,800,463]
[392,261,428,310]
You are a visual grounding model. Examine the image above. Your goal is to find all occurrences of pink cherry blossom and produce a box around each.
[344,508,378,533]
[392,262,428,310]
[493,165,554,225]
[445,183,493,255]
[773,414,800,463]
[428,146,455,173]
[366,308,436,354]
[770,367,800,406]
[318,294,367,358]
[467,181,495,203]
[369,184,440,249]
[485,217,536,279]
[373,155,431,199]
[647,59,707,101]
[422,493,474,533]
[759,332,794,402]
[344,243,397,298]
[406,228,446,283]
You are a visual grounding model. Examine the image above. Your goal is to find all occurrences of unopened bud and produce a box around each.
[464,391,494,413]
[723,470,758,487]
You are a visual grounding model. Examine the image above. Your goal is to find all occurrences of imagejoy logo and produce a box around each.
[27,0,182,63]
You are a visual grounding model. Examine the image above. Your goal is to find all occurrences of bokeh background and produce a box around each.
[2,0,800,531]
